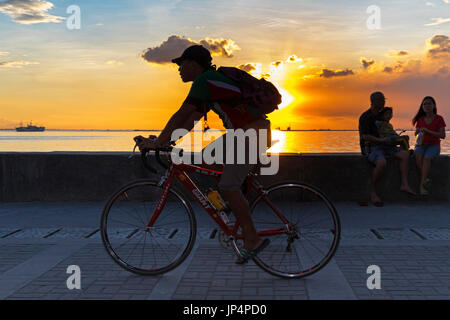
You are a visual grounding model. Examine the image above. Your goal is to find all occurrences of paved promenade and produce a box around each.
[0,202,449,300]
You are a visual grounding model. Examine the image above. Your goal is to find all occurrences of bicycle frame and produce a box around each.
[145,161,290,240]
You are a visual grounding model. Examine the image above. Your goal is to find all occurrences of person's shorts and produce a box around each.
[201,118,271,191]
[414,144,440,159]
[366,144,401,165]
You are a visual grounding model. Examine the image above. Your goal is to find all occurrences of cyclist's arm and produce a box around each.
[155,103,203,147]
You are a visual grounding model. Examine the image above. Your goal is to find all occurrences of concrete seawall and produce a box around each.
[0,152,448,202]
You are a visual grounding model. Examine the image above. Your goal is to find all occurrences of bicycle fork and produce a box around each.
[145,170,171,230]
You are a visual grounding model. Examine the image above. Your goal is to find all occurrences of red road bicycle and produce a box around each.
[100,142,341,279]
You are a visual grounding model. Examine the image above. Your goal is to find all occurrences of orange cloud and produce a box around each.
[360,57,375,69]
[427,35,450,59]
[319,68,354,78]
[286,55,303,63]
[268,34,450,130]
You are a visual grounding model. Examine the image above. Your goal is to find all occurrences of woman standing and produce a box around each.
[412,96,446,195]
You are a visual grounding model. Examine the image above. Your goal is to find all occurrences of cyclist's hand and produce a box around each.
[134,136,157,151]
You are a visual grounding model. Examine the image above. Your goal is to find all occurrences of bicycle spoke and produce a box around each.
[250,183,340,278]
[101,181,195,275]
[139,231,147,268]
[117,195,147,225]
[300,233,327,258]
[108,218,143,229]
[125,232,145,263]
[151,220,190,227]
[299,217,333,229]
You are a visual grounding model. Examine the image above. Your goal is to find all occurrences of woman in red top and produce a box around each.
[412,96,446,195]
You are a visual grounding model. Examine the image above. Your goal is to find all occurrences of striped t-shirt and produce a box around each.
[183,69,265,129]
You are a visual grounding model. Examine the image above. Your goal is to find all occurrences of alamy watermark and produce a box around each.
[366,265,381,289]
[66,5,81,30]
[366,5,381,30]
[169,121,279,175]
[66,265,81,290]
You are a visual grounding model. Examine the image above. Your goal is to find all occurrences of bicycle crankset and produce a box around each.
[218,223,243,251]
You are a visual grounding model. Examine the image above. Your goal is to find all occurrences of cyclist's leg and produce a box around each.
[218,118,271,251]
[219,164,262,250]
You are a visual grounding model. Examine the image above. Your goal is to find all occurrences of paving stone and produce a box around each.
[1,226,449,300]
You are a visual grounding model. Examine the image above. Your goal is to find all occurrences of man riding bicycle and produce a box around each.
[135,45,271,263]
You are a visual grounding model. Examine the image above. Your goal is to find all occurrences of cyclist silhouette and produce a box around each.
[136,45,270,263]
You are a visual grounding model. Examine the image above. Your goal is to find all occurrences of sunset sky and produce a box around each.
[0,0,449,130]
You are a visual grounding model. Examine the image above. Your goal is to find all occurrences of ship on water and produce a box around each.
[16,121,45,132]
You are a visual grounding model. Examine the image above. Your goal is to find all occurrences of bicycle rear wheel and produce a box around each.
[249,182,340,278]
[100,180,196,275]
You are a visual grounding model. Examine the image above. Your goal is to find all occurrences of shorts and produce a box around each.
[414,144,440,159]
[201,118,271,191]
[366,144,401,164]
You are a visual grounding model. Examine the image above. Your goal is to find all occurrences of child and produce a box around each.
[376,107,410,150]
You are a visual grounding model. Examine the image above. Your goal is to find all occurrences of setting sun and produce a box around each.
[277,87,295,110]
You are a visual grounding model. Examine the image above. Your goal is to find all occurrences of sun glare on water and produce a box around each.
[267,129,286,153]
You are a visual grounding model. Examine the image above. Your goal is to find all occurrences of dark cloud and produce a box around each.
[286,55,302,63]
[272,61,282,67]
[383,64,406,74]
[360,58,375,69]
[388,51,409,57]
[141,35,239,65]
[427,35,450,59]
[383,60,421,74]
[0,0,65,24]
[320,68,354,78]
[237,63,257,73]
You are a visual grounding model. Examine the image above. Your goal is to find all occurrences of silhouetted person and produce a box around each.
[376,107,410,150]
[412,96,446,195]
[135,45,270,263]
[359,92,415,206]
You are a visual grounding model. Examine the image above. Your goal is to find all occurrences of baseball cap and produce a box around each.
[171,45,212,68]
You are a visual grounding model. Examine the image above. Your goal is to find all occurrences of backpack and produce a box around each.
[217,66,282,114]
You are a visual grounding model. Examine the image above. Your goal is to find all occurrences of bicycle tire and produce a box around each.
[100,179,196,275]
[248,181,341,279]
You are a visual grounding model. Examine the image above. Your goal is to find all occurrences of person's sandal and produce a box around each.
[235,239,270,264]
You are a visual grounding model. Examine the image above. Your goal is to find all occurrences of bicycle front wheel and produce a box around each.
[100,180,196,275]
[250,182,340,278]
